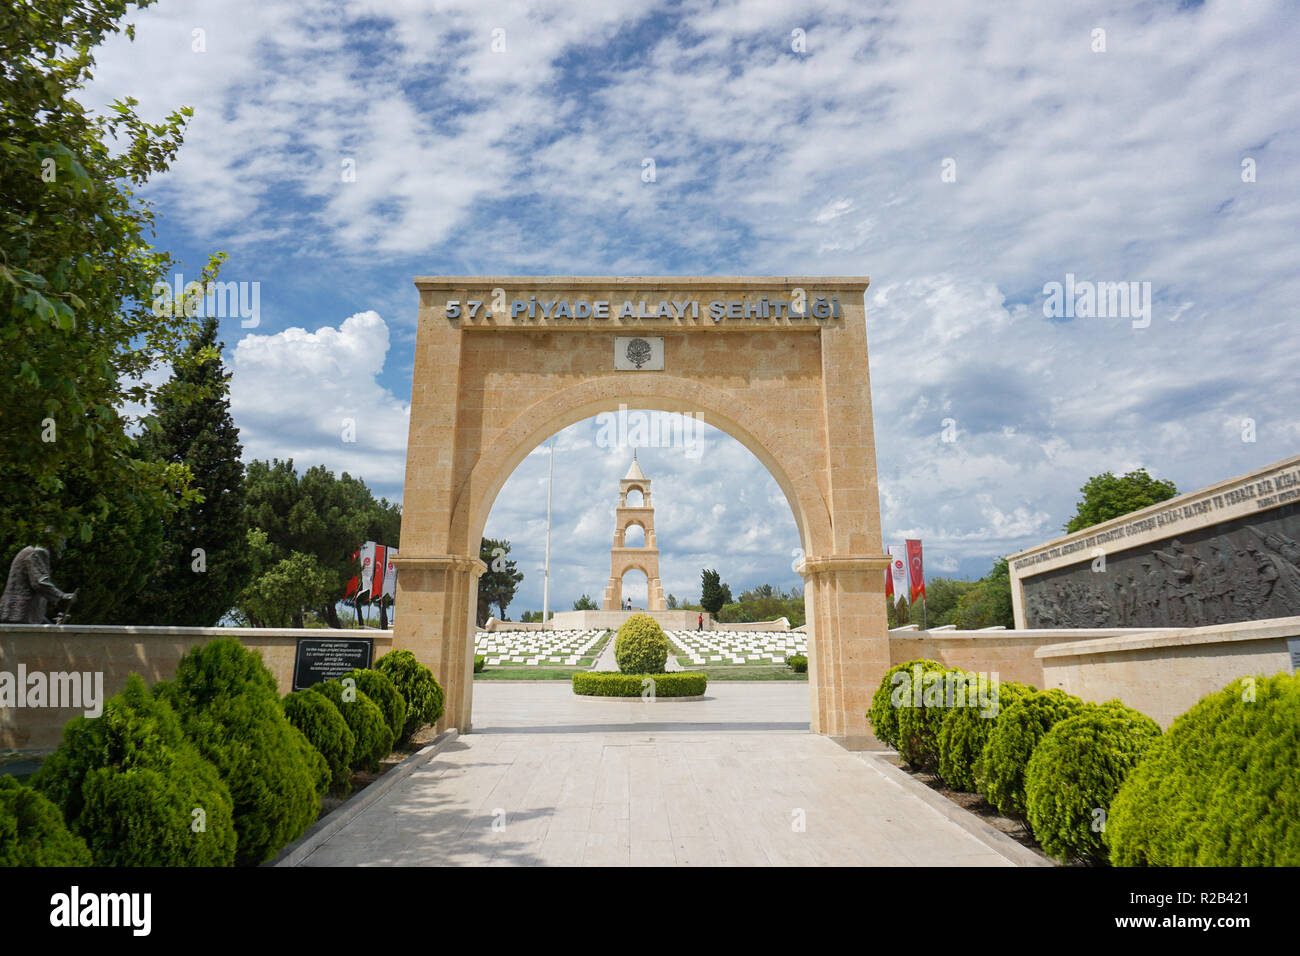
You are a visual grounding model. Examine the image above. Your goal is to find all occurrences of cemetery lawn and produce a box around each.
[475,667,590,680]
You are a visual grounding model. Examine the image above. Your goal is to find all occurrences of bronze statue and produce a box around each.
[0,544,76,624]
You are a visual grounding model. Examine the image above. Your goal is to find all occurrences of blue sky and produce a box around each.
[86,0,1300,613]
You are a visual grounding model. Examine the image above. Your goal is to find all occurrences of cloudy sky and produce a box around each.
[85,0,1299,612]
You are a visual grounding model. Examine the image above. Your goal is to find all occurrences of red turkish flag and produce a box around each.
[906,539,925,603]
[370,544,387,601]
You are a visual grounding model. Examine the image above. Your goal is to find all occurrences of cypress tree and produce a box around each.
[138,316,249,625]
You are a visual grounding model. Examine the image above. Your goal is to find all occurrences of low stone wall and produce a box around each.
[1036,616,1298,727]
[888,626,1165,687]
[545,609,716,630]
[0,624,393,751]
[710,617,791,632]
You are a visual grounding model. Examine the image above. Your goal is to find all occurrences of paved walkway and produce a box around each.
[590,634,682,671]
[296,683,1020,866]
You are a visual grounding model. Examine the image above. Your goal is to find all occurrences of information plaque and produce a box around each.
[292,637,374,690]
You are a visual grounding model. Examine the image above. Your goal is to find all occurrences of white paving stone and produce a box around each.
[297,684,1019,868]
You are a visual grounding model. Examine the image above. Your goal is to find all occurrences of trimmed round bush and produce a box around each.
[894,665,974,770]
[1024,702,1161,864]
[33,674,236,866]
[282,689,356,791]
[572,672,707,697]
[936,679,1034,792]
[166,638,323,865]
[1107,672,1300,867]
[978,688,1087,816]
[309,680,394,773]
[0,776,93,867]
[343,668,406,745]
[474,655,486,673]
[614,614,670,674]
[787,654,808,673]
[867,659,947,750]
[375,649,445,744]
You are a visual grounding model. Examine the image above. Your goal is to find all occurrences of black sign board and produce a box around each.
[293,637,374,690]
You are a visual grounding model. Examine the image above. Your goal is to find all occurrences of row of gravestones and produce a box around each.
[667,630,806,665]
[474,629,607,666]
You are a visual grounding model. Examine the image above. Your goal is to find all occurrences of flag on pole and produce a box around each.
[369,544,387,601]
[382,548,398,600]
[906,539,925,603]
[359,541,377,598]
[888,545,909,605]
[344,549,360,599]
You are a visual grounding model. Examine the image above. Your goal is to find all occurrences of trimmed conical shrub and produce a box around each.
[1107,672,1300,866]
[166,638,322,865]
[1024,701,1161,864]
[375,649,445,744]
[0,776,93,867]
[309,680,393,773]
[34,674,235,866]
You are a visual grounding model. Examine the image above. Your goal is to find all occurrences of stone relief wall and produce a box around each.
[1022,502,1300,627]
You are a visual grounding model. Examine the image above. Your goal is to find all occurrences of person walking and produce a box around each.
[697,612,703,631]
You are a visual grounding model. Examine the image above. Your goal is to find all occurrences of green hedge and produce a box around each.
[34,674,236,866]
[572,671,708,697]
[978,688,1087,816]
[474,655,486,673]
[867,659,947,751]
[343,668,406,745]
[936,679,1034,792]
[375,649,445,744]
[165,638,323,866]
[0,776,93,867]
[786,654,807,673]
[309,680,394,773]
[1024,702,1161,865]
[615,614,670,674]
[1107,672,1300,866]
[282,689,355,791]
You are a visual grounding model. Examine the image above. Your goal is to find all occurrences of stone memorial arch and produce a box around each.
[392,276,890,749]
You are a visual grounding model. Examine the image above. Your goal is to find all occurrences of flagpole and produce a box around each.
[542,435,555,627]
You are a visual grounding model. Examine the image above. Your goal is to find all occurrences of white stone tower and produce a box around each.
[602,452,667,611]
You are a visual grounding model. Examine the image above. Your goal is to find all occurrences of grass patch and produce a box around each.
[475,668,588,680]
[699,666,807,681]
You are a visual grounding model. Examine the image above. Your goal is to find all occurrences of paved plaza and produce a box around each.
[293,683,1038,867]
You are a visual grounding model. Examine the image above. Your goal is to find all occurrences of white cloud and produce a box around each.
[75,0,1300,587]
[228,311,409,493]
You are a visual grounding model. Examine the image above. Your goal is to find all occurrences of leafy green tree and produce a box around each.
[666,593,678,609]
[478,538,523,624]
[952,558,1015,630]
[1064,468,1178,533]
[700,568,732,616]
[134,316,249,625]
[233,537,331,628]
[572,593,599,611]
[0,0,207,558]
[242,459,400,626]
[719,583,805,626]
[55,450,166,623]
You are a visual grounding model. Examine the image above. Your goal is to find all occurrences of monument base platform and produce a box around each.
[550,609,712,631]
